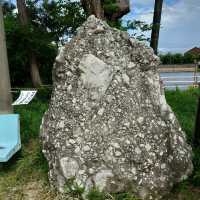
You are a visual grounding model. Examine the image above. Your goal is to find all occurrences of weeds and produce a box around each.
[64,178,85,199]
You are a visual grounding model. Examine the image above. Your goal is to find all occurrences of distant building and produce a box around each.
[185,47,200,57]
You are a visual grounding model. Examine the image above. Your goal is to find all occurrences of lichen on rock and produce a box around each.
[40,15,193,200]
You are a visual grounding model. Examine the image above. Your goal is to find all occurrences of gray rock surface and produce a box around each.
[40,15,193,200]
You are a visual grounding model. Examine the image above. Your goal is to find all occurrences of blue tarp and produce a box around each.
[0,114,21,162]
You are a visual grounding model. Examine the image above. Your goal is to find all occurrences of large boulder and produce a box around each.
[40,16,193,200]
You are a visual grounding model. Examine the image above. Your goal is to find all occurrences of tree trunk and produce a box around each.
[80,0,104,19]
[30,53,42,88]
[16,0,42,87]
[16,0,28,25]
[109,0,130,21]
[0,5,13,114]
[150,0,163,55]
[81,0,130,21]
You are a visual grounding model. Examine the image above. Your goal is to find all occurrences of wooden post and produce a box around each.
[193,59,197,86]
[0,5,13,114]
[195,60,198,85]
[193,83,200,146]
[150,0,163,55]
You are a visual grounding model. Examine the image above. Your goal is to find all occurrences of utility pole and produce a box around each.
[0,4,13,114]
[150,0,163,55]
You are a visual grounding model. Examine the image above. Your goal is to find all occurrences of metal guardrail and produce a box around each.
[161,61,200,89]
[161,74,200,89]
[161,76,200,79]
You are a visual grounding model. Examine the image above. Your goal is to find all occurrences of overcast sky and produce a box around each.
[123,0,200,53]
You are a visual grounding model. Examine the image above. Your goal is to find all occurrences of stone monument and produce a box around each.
[40,16,193,200]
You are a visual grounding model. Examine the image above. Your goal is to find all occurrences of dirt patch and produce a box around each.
[0,181,65,200]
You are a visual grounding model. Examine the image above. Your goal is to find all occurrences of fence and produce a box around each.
[161,74,200,89]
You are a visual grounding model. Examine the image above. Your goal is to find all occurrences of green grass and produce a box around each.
[0,90,53,199]
[165,88,200,143]
[0,88,200,200]
[165,88,200,199]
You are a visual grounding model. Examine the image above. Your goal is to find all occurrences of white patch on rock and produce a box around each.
[124,121,130,127]
[74,146,80,154]
[125,140,130,144]
[115,151,122,157]
[66,71,72,77]
[135,147,142,154]
[127,62,136,69]
[169,113,176,123]
[74,127,82,137]
[145,143,151,151]
[89,168,95,174]
[161,163,166,169]
[104,147,114,161]
[111,142,120,148]
[60,157,79,178]
[69,139,76,144]
[56,47,65,63]
[137,117,144,123]
[160,94,169,115]
[78,54,113,100]
[93,169,114,191]
[83,145,90,152]
[98,108,105,115]
[79,170,85,175]
[58,121,65,128]
[67,85,72,92]
[122,73,130,85]
[131,167,136,174]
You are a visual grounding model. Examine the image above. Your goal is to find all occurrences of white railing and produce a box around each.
[160,74,200,89]
[161,76,200,79]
